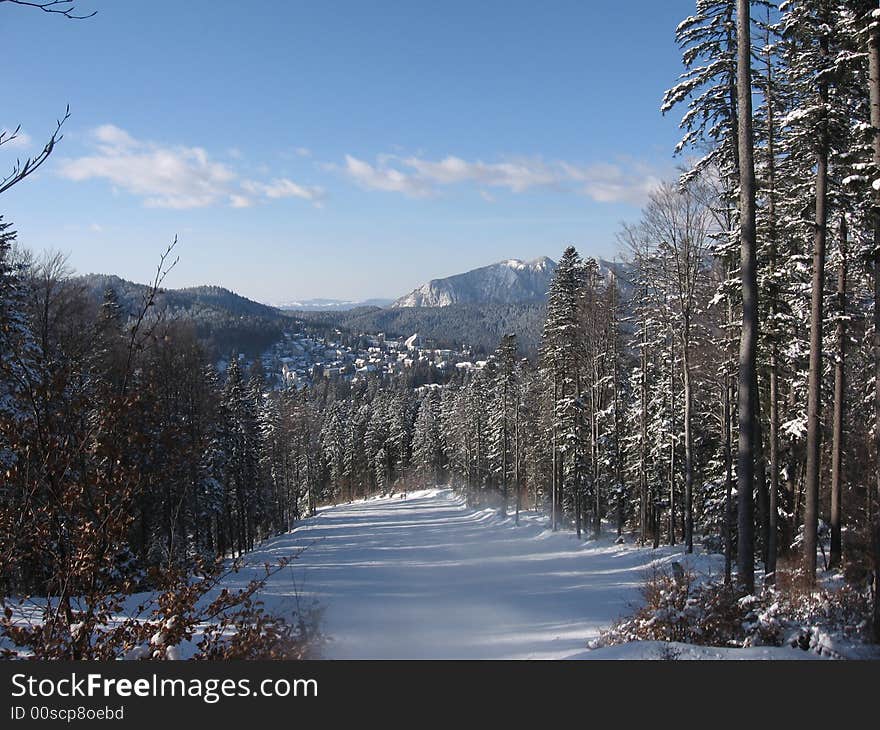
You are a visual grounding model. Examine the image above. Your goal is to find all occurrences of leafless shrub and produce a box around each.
[593,561,872,657]
[1,556,323,660]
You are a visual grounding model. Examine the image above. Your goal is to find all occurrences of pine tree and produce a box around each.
[0,218,36,469]
[540,246,585,530]
[321,401,346,503]
[221,357,262,554]
[489,334,519,515]
[625,182,713,552]
[365,393,390,494]
[412,389,442,487]
[779,0,853,583]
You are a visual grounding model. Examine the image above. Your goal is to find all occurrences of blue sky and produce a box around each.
[2,0,696,303]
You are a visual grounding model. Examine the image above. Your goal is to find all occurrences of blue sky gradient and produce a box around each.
[3,0,696,302]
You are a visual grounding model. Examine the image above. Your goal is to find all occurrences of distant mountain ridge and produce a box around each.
[393,256,557,308]
[275,297,394,311]
[76,253,633,358]
[75,274,294,359]
[77,274,284,319]
[392,255,632,309]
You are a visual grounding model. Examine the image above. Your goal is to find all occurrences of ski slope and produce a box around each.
[227,489,680,659]
[232,488,740,659]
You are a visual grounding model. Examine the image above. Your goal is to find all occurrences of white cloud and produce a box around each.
[404,155,560,192]
[59,125,235,209]
[89,223,103,232]
[561,160,663,206]
[243,177,325,205]
[93,124,137,150]
[343,154,432,198]
[294,147,312,158]
[1,129,32,149]
[339,152,662,204]
[59,125,325,209]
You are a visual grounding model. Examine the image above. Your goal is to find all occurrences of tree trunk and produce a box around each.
[723,377,733,585]
[515,402,521,526]
[593,358,601,538]
[768,341,779,580]
[669,328,677,546]
[613,285,624,536]
[803,23,830,585]
[867,3,880,641]
[502,399,509,517]
[551,375,559,531]
[724,257,736,586]
[754,382,770,572]
[640,300,649,545]
[762,0,780,588]
[830,215,847,571]
[736,0,758,594]
[683,322,694,554]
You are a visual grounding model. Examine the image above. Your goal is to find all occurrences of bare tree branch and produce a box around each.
[120,237,180,397]
[0,106,70,196]
[0,0,96,19]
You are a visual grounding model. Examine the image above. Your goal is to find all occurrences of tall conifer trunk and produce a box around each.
[866,2,880,640]
[763,0,780,586]
[736,0,759,593]
[669,328,677,546]
[803,11,830,584]
[683,332,694,554]
[830,215,847,570]
[640,298,649,545]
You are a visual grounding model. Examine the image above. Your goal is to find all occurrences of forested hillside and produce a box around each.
[77,274,295,359]
[296,300,548,354]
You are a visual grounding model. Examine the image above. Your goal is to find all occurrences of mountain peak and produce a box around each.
[392,256,558,308]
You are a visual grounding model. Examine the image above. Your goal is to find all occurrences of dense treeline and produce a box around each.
[0,234,326,657]
[399,0,880,634]
[292,0,880,636]
[0,239,463,594]
[478,2,880,613]
[0,245,283,590]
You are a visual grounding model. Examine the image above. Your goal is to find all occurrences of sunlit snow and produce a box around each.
[228,488,730,659]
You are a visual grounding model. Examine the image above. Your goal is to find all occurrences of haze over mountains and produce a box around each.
[274,298,394,311]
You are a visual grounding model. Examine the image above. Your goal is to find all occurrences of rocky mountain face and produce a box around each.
[392,257,557,308]
[392,255,632,308]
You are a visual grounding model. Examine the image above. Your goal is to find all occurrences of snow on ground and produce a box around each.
[228,487,739,659]
[4,488,870,659]
[568,641,826,660]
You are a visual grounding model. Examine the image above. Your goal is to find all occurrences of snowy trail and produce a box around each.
[231,488,709,659]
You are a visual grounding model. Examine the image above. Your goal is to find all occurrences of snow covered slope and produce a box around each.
[392,257,556,308]
[227,488,789,660]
